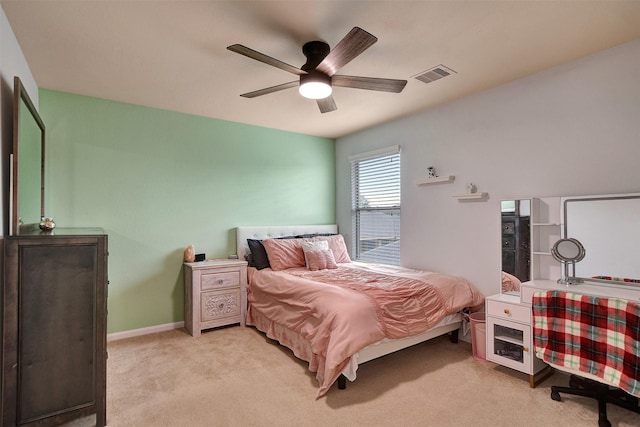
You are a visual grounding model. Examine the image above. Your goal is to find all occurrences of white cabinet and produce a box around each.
[485,294,551,387]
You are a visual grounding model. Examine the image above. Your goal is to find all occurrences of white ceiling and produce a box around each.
[2,1,640,139]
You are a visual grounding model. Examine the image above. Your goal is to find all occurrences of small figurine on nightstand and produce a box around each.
[427,166,437,178]
[466,183,477,194]
[184,245,195,262]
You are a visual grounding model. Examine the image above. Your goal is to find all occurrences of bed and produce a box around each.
[236,225,484,397]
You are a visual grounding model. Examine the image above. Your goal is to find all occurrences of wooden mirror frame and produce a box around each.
[11,76,45,235]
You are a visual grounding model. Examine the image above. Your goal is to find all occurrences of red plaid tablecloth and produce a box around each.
[532,290,640,397]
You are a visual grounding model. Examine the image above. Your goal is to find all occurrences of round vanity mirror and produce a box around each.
[551,238,586,263]
[551,238,586,285]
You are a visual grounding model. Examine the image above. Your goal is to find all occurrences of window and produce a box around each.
[350,145,400,265]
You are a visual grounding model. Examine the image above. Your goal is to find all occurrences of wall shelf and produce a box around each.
[453,192,488,201]
[415,175,455,186]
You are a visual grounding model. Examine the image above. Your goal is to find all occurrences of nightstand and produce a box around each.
[485,293,552,387]
[184,259,248,336]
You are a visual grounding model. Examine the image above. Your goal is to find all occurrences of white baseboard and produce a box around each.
[107,321,185,342]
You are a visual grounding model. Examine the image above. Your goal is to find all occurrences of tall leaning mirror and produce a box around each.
[11,76,45,235]
[501,199,531,294]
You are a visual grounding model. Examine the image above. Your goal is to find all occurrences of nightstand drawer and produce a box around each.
[487,299,530,323]
[201,288,241,322]
[201,271,240,291]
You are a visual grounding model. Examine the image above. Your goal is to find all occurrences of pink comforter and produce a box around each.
[246,262,484,397]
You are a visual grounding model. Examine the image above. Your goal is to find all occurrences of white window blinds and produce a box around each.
[350,146,400,265]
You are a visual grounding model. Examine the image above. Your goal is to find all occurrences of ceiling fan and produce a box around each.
[227,27,407,113]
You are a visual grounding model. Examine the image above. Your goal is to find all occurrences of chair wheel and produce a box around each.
[551,390,562,401]
[598,419,611,427]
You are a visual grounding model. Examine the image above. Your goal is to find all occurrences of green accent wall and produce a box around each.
[39,90,335,333]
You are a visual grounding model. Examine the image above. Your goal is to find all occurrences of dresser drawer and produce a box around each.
[201,271,240,291]
[201,288,241,322]
[487,299,531,323]
[502,221,515,235]
[502,237,515,250]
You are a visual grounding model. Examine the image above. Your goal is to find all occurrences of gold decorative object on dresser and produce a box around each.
[1,228,108,427]
[184,259,248,336]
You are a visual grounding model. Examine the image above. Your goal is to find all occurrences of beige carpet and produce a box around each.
[74,326,638,426]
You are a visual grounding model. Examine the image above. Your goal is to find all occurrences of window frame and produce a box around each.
[349,145,401,265]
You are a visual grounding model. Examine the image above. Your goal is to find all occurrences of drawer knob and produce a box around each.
[523,346,529,352]
[218,279,224,284]
[504,309,511,315]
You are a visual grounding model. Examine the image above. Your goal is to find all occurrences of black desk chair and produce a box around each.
[550,373,639,427]
[532,289,640,427]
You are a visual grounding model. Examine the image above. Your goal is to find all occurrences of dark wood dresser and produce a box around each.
[1,229,108,427]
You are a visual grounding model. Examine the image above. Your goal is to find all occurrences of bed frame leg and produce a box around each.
[338,374,347,390]
[449,329,459,343]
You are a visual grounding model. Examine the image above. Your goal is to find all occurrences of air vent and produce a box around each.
[413,65,456,84]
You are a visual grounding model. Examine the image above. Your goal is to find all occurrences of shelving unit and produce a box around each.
[415,175,455,186]
[530,197,562,280]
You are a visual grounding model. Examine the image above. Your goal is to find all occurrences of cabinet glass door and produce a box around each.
[487,317,532,374]
[493,324,524,363]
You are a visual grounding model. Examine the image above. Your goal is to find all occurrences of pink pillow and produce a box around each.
[262,238,308,271]
[312,235,351,263]
[306,249,338,271]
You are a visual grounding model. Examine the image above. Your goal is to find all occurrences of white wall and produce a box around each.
[336,40,640,298]
[1,5,38,238]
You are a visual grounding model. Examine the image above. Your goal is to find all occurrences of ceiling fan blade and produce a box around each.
[227,44,307,76]
[316,27,377,76]
[240,81,298,98]
[332,75,407,93]
[316,96,337,113]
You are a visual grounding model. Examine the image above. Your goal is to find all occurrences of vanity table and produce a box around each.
[488,193,640,387]
[487,279,640,387]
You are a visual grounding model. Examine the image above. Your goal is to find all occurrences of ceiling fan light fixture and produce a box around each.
[229,27,404,112]
[299,72,332,99]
